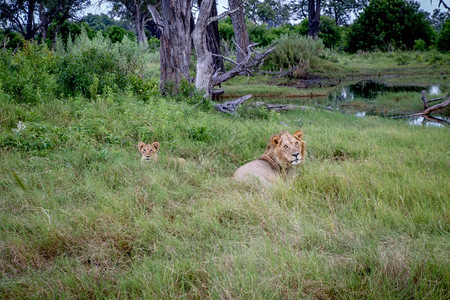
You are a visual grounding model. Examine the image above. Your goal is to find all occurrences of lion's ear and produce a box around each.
[270,135,282,147]
[138,142,145,150]
[293,130,303,140]
[152,142,160,150]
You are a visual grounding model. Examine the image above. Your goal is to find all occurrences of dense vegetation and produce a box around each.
[1,25,449,297]
[0,0,449,298]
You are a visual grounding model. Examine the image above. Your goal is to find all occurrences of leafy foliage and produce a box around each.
[263,34,324,76]
[294,16,342,49]
[345,0,436,52]
[0,42,57,103]
[437,18,450,52]
[55,29,156,98]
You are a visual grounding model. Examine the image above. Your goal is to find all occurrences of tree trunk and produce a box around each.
[150,1,192,95]
[205,0,224,72]
[308,0,321,38]
[25,0,36,40]
[228,0,250,63]
[193,0,215,94]
[39,2,48,41]
[134,10,149,47]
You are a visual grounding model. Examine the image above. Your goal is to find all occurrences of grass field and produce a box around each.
[1,83,449,298]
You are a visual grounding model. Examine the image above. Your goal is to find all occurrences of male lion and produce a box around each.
[138,141,160,162]
[138,141,187,164]
[232,130,306,186]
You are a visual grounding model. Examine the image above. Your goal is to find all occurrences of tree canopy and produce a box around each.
[345,0,436,52]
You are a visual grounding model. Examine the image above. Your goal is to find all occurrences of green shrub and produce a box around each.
[264,34,324,76]
[55,30,155,97]
[0,42,57,103]
[413,39,427,51]
[395,53,410,65]
[103,25,135,43]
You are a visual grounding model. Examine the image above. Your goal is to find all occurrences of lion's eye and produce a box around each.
[295,141,299,146]
[284,145,289,149]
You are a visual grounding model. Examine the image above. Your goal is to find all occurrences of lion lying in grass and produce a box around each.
[138,142,186,164]
[232,130,306,186]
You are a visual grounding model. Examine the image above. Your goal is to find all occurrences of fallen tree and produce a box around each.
[394,90,450,125]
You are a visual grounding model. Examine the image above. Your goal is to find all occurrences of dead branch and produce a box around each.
[415,97,450,116]
[396,91,450,124]
[211,45,276,87]
[421,114,450,126]
[208,7,239,25]
[215,94,252,113]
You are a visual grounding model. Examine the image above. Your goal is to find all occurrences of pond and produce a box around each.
[327,80,440,103]
[248,80,448,126]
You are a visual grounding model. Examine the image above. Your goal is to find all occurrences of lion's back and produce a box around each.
[232,159,278,186]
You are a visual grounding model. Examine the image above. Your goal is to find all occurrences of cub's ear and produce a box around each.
[270,135,282,147]
[152,141,160,150]
[293,130,303,140]
[138,142,145,150]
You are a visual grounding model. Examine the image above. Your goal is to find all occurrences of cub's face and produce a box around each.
[138,141,159,162]
[271,130,306,167]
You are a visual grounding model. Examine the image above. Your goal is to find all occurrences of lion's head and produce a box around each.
[138,141,159,162]
[266,130,306,168]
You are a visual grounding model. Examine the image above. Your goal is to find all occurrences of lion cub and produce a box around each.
[138,141,160,162]
[233,130,306,187]
[138,141,187,164]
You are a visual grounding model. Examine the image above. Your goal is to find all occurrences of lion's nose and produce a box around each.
[292,152,299,158]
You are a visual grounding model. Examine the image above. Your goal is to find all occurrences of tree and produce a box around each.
[244,0,290,26]
[291,0,369,26]
[0,0,90,40]
[198,0,224,72]
[228,0,250,63]
[437,18,450,51]
[149,0,274,99]
[295,15,341,48]
[345,0,436,52]
[427,8,449,31]
[81,13,119,31]
[149,1,192,94]
[108,0,158,46]
[322,0,369,26]
[308,0,321,38]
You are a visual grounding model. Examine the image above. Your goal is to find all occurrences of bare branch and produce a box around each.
[148,5,163,29]
[232,38,246,56]
[438,0,450,10]
[214,94,252,114]
[208,7,240,25]
[211,53,238,66]
[211,46,276,87]
[429,94,448,103]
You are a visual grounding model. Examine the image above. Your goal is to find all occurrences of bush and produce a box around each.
[437,19,450,52]
[413,39,426,51]
[103,25,135,43]
[0,42,57,103]
[263,34,324,76]
[55,29,156,98]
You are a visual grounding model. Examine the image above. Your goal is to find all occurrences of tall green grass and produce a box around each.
[1,93,448,298]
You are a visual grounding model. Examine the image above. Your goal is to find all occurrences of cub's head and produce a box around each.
[138,141,159,162]
[269,130,306,168]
